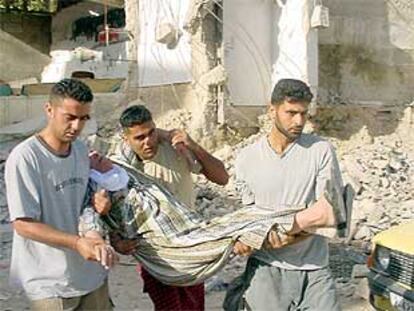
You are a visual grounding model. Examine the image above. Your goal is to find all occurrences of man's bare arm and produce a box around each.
[289,195,336,235]
[170,129,229,185]
[13,218,104,261]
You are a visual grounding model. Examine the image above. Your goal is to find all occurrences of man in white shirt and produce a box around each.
[228,79,343,310]
[5,78,112,310]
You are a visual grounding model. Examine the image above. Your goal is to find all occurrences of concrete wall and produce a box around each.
[0,29,50,82]
[222,0,414,130]
[0,12,51,54]
[136,83,196,117]
[0,93,123,128]
[0,13,51,81]
[318,0,414,104]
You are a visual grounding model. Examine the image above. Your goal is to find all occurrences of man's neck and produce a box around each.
[268,127,296,154]
[38,128,71,155]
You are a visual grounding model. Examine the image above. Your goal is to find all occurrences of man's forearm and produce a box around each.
[191,144,229,185]
[290,209,323,235]
[13,218,80,250]
[289,196,336,235]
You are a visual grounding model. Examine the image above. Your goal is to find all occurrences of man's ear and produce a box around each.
[44,102,53,119]
[268,103,277,120]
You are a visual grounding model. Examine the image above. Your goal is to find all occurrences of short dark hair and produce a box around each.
[120,105,153,129]
[271,79,313,105]
[49,78,93,105]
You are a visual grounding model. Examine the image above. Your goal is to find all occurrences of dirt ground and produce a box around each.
[0,245,372,311]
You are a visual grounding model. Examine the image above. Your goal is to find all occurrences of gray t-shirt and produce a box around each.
[5,136,107,300]
[235,134,343,270]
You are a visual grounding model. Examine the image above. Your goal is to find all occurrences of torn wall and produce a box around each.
[223,0,318,107]
[318,0,414,105]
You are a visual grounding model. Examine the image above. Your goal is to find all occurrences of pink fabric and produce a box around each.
[137,265,205,311]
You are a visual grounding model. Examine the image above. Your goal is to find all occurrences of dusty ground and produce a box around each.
[1,233,372,310]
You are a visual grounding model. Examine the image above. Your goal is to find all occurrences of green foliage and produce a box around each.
[0,0,56,13]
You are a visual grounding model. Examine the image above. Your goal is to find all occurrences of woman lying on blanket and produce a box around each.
[80,152,345,286]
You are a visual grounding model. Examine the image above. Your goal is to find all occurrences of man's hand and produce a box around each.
[169,129,203,173]
[263,230,310,249]
[170,129,197,151]
[95,244,119,269]
[92,189,111,215]
[265,230,285,249]
[75,236,106,261]
[233,241,253,256]
[160,128,229,185]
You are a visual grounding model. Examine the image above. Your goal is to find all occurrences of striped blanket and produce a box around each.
[79,158,307,286]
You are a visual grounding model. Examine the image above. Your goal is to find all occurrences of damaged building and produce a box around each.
[1,0,414,144]
[1,0,414,309]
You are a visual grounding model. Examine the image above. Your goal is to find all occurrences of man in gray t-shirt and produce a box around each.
[5,79,112,310]
[227,79,343,311]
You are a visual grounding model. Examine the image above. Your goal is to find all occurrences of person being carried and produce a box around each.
[79,150,346,289]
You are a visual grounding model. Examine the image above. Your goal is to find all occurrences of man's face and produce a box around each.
[269,100,309,141]
[45,98,91,143]
[123,121,159,160]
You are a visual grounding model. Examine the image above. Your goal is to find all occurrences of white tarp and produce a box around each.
[272,0,318,90]
[138,0,192,87]
[223,0,318,106]
[223,0,276,106]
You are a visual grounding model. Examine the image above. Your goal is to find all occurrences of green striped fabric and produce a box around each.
[80,158,304,286]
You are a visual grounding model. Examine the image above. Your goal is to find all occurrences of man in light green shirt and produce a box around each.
[110,104,229,311]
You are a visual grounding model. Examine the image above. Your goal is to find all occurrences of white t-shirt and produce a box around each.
[5,136,107,300]
[235,134,343,270]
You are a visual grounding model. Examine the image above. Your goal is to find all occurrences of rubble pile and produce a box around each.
[155,108,192,132]
[0,114,413,308]
[339,139,414,241]
[194,133,414,245]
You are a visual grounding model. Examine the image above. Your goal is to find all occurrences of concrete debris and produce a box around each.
[0,110,413,308]
[154,108,192,131]
[351,264,369,279]
[155,22,183,49]
[73,47,103,62]
[199,65,227,87]
[336,282,355,298]
[353,278,370,300]
[183,0,215,35]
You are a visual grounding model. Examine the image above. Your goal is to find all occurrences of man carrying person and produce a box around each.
[5,78,113,310]
[109,104,229,310]
[228,78,344,310]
